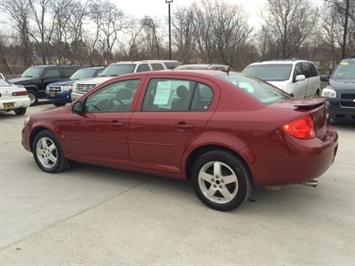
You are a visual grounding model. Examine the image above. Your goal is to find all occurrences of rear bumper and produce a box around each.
[245,127,338,187]
[0,98,30,111]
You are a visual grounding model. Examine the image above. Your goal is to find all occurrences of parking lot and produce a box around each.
[0,102,354,265]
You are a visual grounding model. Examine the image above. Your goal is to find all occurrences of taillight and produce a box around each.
[282,115,316,139]
[12,91,28,96]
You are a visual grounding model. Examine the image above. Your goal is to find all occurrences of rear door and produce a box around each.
[129,75,220,176]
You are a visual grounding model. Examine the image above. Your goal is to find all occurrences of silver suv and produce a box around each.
[71,60,180,101]
[242,59,321,98]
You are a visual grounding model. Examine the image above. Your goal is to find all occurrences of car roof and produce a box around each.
[248,59,312,66]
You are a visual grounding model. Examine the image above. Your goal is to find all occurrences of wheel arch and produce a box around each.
[185,145,252,184]
[29,126,61,153]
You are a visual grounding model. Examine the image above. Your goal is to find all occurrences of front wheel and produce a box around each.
[191,150,252,211]
[32,130,68,173]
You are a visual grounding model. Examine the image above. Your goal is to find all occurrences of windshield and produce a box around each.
[100,64,136,77]
[331,61,355,80]
[20,67,45,78]
[0,79,10,86]
[70,68,101,80]
[219,73,289,105]
[242,64,292,81]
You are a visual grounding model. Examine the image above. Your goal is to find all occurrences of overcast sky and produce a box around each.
[111,0,266,27]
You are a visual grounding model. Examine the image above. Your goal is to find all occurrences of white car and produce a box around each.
[242,59,321,98]
[0,79,30,115]
[71,60,180,101]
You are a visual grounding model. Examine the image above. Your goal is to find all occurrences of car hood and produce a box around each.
[329,79,355,90]
[8,77,38,85]
[75,76,112,85]
[48,80,74,87]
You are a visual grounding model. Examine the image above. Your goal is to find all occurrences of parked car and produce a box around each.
[175,64,230,71]
[71,60,180,101]
[45,66,105,106]
[242,59,321,98]
[321,56,355,122]
[8,64,90,105]
[22,70,338,211]
[0,79,30,115]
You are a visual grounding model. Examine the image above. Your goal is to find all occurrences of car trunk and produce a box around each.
[293,97,330,139]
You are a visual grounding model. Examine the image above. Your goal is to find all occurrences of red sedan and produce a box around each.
[22,70,338,211]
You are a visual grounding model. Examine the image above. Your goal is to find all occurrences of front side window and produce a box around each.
[136,64,150,72]
[142,79,214,112]
[151,63,164,70]
[84,79,140,112]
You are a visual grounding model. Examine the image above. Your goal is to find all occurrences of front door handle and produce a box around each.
[109,120,124,127]
[175,123,195,129]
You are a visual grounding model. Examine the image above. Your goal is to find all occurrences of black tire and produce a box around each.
[32,130,68,173]
[14,108,26,115]
[27,90,38,106]
[191,150,252,212]
[54,103,65,107]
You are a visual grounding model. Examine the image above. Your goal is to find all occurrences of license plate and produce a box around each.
[50,92,56,97]
[4,103,14,109]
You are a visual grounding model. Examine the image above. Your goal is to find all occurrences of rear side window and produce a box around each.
[142,79,213,111]
[61,67,76,77]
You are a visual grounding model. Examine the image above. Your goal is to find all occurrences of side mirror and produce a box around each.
[72,101,84,113]
[320,75,329,82]
[295,74,306,82]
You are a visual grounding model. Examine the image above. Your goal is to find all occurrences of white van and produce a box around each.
[242,59,321,98]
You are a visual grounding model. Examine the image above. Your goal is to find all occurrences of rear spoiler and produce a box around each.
[293,97,328,110]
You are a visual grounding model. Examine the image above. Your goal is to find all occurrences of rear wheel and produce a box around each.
[14,108,26,115]
[32,130,68,173]
[191,150,252,211]
[28,90,38,106]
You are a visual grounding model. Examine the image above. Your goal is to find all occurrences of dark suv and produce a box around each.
[8,65,90,105]
[321,57,355,122]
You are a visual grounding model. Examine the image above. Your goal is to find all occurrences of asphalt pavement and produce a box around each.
[0,101,354,265]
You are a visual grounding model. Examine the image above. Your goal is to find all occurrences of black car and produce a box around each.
[8,65,90,105]
[321,57,355,122]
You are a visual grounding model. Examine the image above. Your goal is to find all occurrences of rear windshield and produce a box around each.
[100,64,136,77]
[242,64,293,81]
[218,73,289,105]
[331,61,355,80]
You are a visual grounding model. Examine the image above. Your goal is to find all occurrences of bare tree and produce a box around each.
[2,0,33,67]
[259,0,319,59]
[88,0,126,64]
[172,7,196,63]
[177,0,253,69]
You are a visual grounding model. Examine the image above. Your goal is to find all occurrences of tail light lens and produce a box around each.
[12,91,28,96]
[282,115,316,139]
